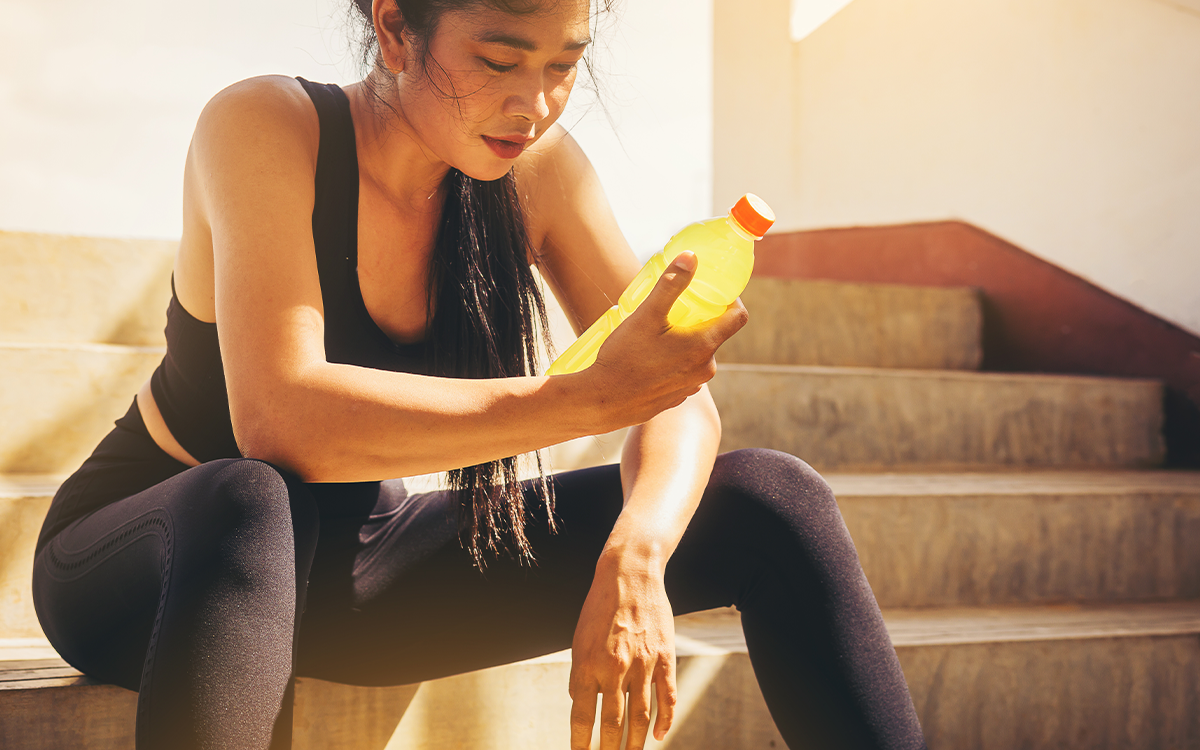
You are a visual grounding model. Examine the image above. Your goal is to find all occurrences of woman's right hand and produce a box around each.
[581,251,749,431]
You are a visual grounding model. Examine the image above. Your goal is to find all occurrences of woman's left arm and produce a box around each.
[521,127,729,750]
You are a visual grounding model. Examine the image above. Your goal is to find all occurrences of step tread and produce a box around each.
[0,666,95,690]
[0,475,67,499]
[0,341,165,354]
[672,601,1200,648]
[717,361,1161,387]
[0,639,60,661]
[825,469,1200,497]
[883,600,1200,646]
[7,601,1199,689]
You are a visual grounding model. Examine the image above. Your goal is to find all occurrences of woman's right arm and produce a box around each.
[188,78,726,483]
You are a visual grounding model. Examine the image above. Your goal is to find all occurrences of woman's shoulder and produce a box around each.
[515,124,598,223]
[190,76,320,170]
[515,123,609,246]
[177,76,325,321]
[201,75,317,123]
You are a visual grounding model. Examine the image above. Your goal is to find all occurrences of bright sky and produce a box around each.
[790,0,856,41]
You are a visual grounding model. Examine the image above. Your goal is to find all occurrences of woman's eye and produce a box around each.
[480,58,517,73]
[551,63,578,75]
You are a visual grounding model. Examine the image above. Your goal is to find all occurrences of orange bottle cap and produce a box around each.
[730,193,775,238]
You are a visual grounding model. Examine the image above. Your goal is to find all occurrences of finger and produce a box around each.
[637,252,698,323]
[625,678,654,750]
[653,656,678,742]
[598,689,626,750]
[704,297,750,346]
[570,687,599,750]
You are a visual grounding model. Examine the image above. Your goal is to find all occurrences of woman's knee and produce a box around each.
[175,458,317,568]
[703,448,860,568]
[669,449,851,610]
[702,449,870,599]
[710,448,838,521]
[203,457,309,518]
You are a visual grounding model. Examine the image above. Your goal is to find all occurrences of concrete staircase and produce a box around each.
[2,230,1198,748]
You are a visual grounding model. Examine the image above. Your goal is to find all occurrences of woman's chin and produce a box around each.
[457,161,518,183]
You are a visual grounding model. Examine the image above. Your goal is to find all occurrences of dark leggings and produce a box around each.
[32,405,924,749]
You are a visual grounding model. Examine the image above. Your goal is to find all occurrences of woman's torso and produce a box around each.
[146,78,477,464]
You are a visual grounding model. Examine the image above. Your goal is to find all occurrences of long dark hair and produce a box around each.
[432,169,556,568]
[349,0,604,567]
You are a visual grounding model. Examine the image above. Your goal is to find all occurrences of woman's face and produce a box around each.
[394,1,592,181]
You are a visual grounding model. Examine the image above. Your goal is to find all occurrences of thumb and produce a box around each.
[638,252,697,323]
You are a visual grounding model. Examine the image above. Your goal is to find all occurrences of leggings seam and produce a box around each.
[139,511,174,735]
[44,513,171,579]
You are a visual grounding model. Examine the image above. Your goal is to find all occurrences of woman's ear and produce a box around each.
[373,0,408,75]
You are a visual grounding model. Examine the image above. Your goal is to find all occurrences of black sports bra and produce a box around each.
[149,78,431,462]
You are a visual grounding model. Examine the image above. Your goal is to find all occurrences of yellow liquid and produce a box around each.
[546,214,757,375]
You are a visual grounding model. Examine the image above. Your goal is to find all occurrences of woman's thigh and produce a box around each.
[297,462,630,685]
[34,489,174,690]
[33,458,316,690]
[295,450,817,687]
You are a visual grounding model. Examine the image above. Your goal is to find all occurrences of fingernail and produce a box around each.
[671,252,696,273]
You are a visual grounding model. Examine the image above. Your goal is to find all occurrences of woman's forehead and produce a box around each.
[441,0,593,51]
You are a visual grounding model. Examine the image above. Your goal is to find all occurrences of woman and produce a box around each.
[32,0,926,748]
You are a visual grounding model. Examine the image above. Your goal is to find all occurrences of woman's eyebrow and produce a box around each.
[474,31,592,52]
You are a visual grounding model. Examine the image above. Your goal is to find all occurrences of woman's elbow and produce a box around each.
[230,400,319,480]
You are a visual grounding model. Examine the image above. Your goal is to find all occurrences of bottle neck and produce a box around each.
[726,215,759,241]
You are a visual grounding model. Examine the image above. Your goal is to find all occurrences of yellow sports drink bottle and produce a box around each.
[546,193,775,376]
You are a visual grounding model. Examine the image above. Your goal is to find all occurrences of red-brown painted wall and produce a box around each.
[754,221,1200,465]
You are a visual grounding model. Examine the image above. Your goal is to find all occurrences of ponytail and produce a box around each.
[428,169,557,568]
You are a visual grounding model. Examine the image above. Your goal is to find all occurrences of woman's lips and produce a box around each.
[482,135,528,159]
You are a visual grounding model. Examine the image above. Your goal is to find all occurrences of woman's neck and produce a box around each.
[344,80,452,217]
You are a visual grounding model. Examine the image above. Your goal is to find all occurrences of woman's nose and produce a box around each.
[504,72,552,122]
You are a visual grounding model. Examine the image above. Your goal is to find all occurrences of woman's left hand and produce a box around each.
[569,554,678,750]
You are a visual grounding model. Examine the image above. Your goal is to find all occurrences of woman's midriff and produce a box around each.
[136,379,201,468]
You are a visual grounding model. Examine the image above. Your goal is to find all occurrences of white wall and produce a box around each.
[715,0,1200,336]
[562,0,713,258]
[0,0,711,260]
[0,0,352,240]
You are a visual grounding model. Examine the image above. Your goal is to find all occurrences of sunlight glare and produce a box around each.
[790,0,856,41]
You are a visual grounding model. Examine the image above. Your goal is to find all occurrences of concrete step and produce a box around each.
[719,277,983,370]
[0,231,984,372]
[0,343,162,475]
[0,231,174,346]
[4,603,1198,749]
[5,352,1165,479]
[0,476,58,640]
[0,610,784,750]
[830,470,1200,607]
[710,364,1165,470]
[890,600,1200,749]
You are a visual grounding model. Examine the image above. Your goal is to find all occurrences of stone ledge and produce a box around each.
[829,470,1200,607]
[4,603,1200,748]
[0,231,174,347]
[718,276,983,370]
[0,344,162,474]
[710,364,1166,469]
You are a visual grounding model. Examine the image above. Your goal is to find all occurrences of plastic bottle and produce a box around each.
[546,193,775,376]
